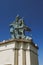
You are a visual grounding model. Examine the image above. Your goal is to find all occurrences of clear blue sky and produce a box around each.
[0,0,43,65]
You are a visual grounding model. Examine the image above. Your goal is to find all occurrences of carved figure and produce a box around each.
[10,15,31,39]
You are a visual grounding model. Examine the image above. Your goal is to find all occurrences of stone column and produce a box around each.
[14,49,18,65]
[22,50,26,65]
[18,49,23,65]
[26,50,31,65]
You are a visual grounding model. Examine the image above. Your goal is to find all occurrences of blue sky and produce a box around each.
[0,0,43,65]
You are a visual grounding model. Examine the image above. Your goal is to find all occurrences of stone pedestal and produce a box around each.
[0,39,39,65]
